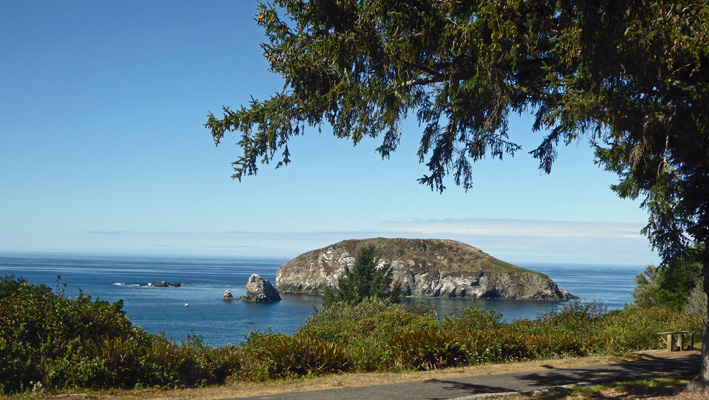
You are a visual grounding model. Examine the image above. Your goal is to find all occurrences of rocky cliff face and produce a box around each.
[275,238,577,301]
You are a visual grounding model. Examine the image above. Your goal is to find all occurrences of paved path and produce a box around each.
[237,353,700,400]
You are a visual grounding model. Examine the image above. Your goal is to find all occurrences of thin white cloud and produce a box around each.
[380,218,647,240]
[86,218,657,265]
[88,230,371,241]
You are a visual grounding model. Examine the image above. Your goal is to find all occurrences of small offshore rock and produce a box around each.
[238,274,281,302]
[153,281,181,288]
[139,281,181,287]
[223,289,234,301]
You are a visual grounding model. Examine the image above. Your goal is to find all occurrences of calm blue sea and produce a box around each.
[0,253,644,348]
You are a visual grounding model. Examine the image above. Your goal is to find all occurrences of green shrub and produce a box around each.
[344,335,394,372]
[537,300,607,333]
[0,276,135,392]
[391,328,469,370]
[297,297,438,372]
[0,274,48,299]
[442,302,503,331]
[238,332,350,379]
[491,327,587,361]
[301,297,437,344]
[406,301,439,318]
[0,276,240,393]
[589,307,703,352]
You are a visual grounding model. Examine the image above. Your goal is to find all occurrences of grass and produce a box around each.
[498,376,705,400]
[488,257,545,276]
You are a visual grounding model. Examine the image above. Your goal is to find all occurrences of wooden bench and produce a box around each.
[658,331,694,351]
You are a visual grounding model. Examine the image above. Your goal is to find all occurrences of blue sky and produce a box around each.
[1,1,658,265]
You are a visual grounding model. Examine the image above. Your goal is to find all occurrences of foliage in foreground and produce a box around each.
[0,275,235,394]
[0,276,703,394]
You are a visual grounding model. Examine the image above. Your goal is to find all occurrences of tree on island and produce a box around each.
[206,1,709,391]
[323,245,401,308]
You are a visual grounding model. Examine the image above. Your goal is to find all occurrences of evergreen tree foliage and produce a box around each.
[658,247,703,309]
[323,245,401,308]
[633,244,703,309]
[633,265,662,309]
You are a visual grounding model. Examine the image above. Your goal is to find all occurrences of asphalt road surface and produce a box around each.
[236,352,700,400]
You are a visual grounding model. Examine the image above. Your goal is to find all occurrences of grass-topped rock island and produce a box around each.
[276,238,577,301]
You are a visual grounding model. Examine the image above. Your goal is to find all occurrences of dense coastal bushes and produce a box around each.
[0,276,234,393]
[0,275,703,394]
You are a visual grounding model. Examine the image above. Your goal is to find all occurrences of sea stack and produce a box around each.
[239,274,281,302]
[275,238,577,301]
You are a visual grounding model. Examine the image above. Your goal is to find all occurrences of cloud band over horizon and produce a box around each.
[80,218,657,266]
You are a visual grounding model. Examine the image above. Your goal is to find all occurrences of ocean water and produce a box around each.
[0,253,645,348]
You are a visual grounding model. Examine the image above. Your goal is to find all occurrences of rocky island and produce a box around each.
[276,238,577,301]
